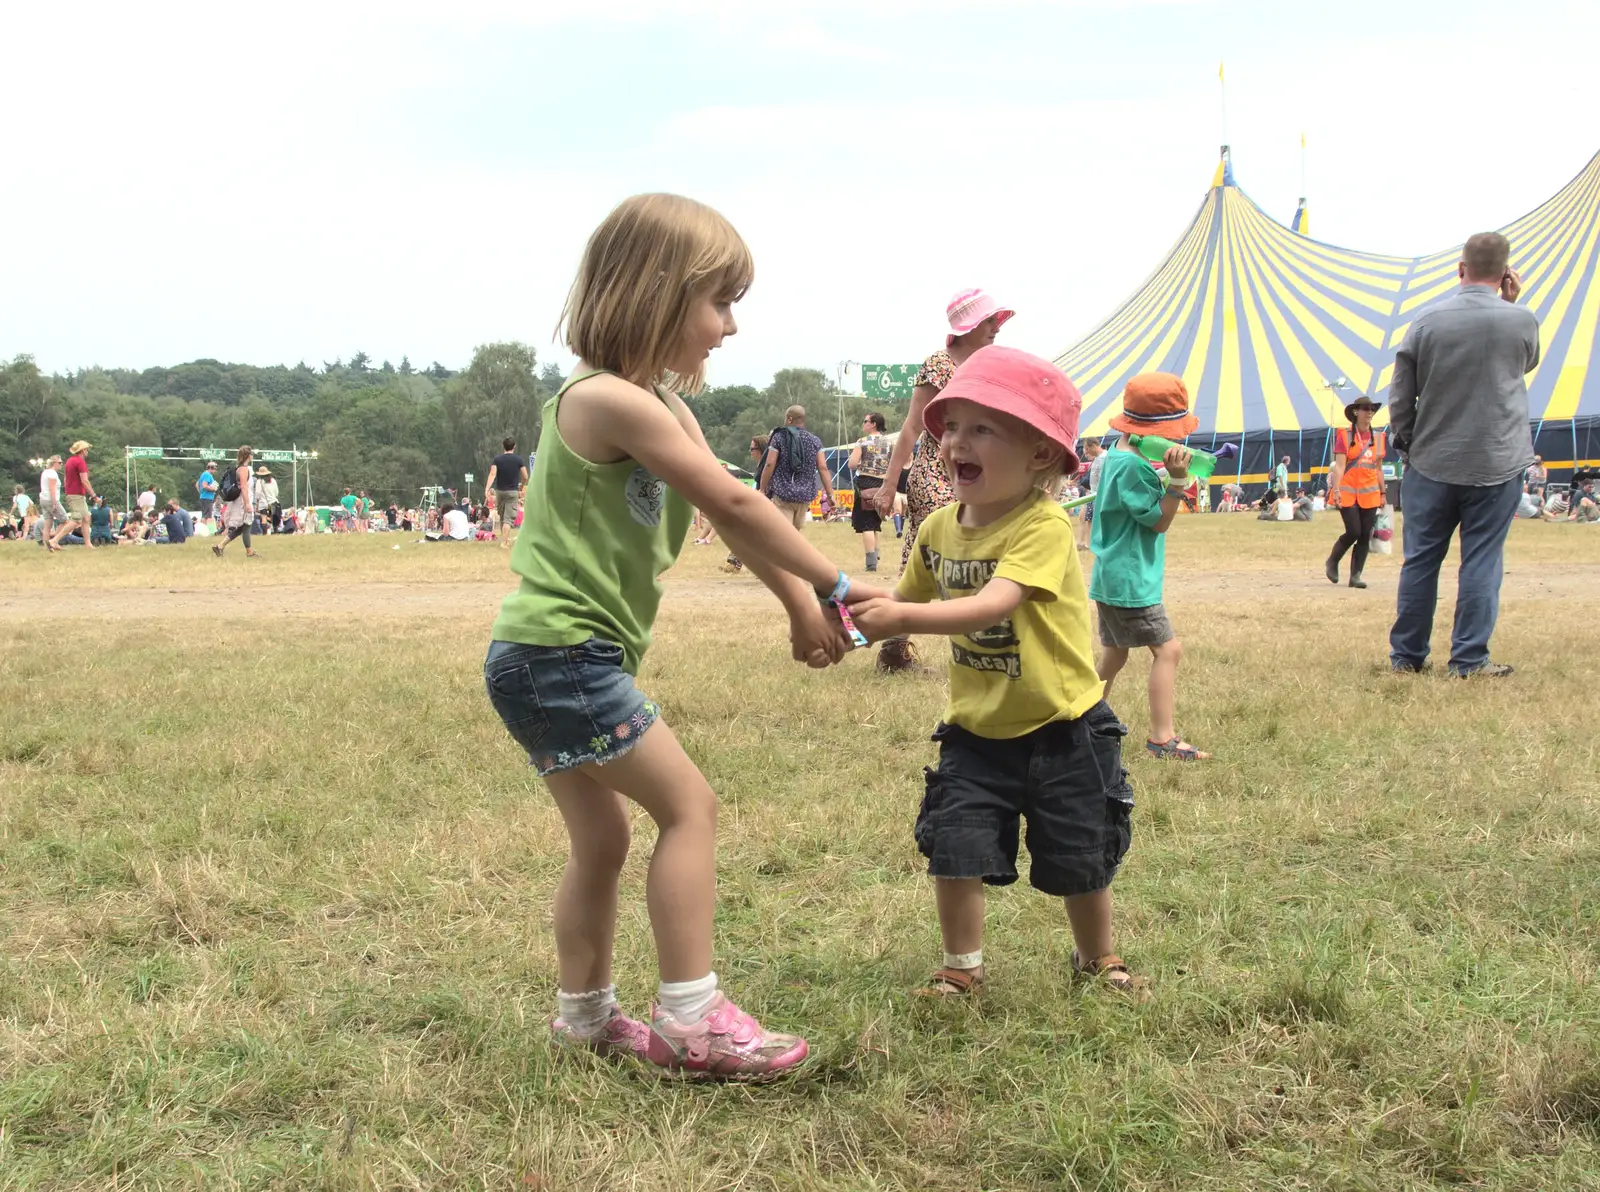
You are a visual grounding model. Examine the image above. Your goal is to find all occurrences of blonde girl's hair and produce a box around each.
[560,193,753,395]
[236,445,253,466]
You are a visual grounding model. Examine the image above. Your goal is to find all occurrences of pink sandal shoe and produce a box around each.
[645,993,808,1081]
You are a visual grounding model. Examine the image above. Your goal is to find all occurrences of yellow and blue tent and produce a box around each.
[1056,146,1600,487]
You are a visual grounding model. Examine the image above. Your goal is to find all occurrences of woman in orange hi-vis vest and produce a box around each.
[1325,396,1387,589]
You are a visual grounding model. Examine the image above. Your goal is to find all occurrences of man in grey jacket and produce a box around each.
[1387,232,1540,677]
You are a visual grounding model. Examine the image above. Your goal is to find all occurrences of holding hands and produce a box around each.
[785,578,894,668]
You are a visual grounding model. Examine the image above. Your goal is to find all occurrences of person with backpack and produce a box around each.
[211,445,260,558]
[757,405,836,527]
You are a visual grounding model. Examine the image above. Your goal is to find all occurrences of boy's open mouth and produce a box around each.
[954,462,983,484]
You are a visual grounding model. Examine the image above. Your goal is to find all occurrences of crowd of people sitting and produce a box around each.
[1514,469,1598,522]
[6,456,522,547]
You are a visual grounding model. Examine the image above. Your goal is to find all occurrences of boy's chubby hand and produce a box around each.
[846,596,904,642]
[1162,445,1192,481]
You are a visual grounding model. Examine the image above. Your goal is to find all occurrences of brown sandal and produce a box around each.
[915,967,984,997]
[876,638,930,674]
[1071,951,1147,998]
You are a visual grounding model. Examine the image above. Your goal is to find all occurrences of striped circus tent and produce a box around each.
[1057,147,1600,487]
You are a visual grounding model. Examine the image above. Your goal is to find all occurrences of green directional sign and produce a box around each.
[127,447,162,459]
[256,450,294,462]
[861,363,921,401]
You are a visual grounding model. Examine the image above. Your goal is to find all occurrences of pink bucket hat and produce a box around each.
[945,287,1015,347]
[923,346,1083,475]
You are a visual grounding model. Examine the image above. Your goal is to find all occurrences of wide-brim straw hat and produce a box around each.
[1343,397,1383,422]
[945,288,1015,347]
[70,440,92,455]
[1108,373,1200,440]
[255,466,273,477]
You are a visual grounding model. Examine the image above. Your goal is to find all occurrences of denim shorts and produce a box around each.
[484,639,660,777]
[914,701,1134,898]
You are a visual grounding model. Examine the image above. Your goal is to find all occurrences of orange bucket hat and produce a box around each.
[1108,373,1199,440]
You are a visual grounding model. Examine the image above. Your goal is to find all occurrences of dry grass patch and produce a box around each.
[1,517,1598,1189]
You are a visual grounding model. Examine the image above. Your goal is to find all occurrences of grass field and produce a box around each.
[3,516,1598,1190]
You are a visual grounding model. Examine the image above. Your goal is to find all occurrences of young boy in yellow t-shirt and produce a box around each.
[850,347,1139,996]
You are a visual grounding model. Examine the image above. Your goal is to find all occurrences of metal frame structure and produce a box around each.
[122,445,317,512]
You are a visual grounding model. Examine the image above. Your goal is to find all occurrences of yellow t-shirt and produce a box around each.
[897,489,1104,739]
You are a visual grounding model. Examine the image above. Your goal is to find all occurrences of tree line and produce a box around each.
[1,348,902,508]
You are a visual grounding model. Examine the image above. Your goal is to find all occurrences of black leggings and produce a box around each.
[1329,503,1376,573]
[222,523,253,549]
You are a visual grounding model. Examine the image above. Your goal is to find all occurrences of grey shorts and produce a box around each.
[1096,601,1174,649]
[493,489,521,520]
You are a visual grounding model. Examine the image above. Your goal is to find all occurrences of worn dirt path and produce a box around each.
[4,564,1593,622]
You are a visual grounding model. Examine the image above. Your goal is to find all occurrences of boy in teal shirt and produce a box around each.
[1089,373,1210,761]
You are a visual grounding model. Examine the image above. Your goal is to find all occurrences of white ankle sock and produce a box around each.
[943,950,983,971]
[656,972,719,1024]
[556,985,620,1035]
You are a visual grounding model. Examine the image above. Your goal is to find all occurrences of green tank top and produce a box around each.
[491,372,693,675]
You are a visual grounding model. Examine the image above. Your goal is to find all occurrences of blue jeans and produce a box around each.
[1388,468,1522,674]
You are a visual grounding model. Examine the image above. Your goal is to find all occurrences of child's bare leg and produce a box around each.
[934,877,986,975]
[1097,645,1129,703]
[543,768,632,993]
[1147,637,1182,744]
[1064,888,1114,963]
[581,719,716,983]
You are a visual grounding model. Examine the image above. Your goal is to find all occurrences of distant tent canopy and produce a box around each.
[1057,146,1600,489]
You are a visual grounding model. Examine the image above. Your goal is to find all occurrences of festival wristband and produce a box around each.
[828,597,869,649]
[817,570,850,604]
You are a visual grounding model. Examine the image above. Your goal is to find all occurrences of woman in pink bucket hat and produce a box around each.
[869,288,1016,672]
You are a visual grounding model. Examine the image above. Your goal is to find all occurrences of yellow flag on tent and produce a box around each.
[1218,61,1225,83]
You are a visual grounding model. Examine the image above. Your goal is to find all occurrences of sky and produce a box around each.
[4,0,1598,391]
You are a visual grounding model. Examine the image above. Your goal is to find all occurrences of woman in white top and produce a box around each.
[443,504,471,540]
[252,467,281,532]
[37,456,73,552]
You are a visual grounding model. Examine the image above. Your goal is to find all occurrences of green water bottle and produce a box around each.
[1127,434,1218,483]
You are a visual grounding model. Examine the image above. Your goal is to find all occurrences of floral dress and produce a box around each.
[220,465,251,531]
[901,350,957,570]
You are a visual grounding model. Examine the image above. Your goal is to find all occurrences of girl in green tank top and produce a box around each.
[484,193,893,1080]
